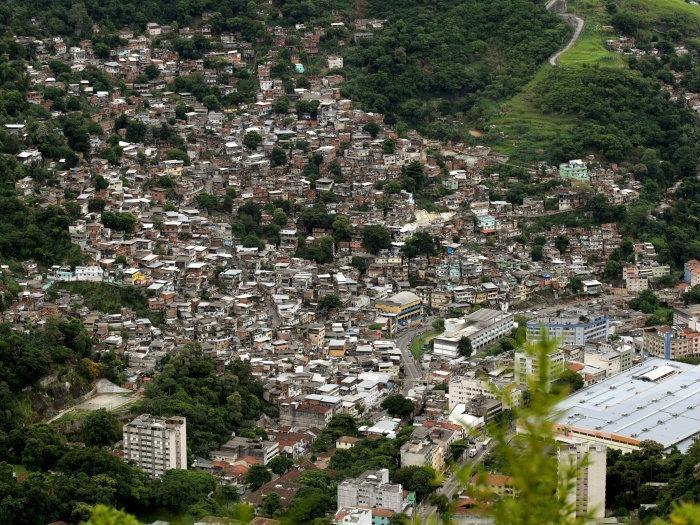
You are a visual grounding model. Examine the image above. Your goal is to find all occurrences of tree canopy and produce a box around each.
[133,343,274,457]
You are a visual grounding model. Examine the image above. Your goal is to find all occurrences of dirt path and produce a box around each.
[46,380,140,423]
[546,0,585,66]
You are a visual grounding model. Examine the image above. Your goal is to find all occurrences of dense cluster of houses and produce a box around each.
[3,16,700,524]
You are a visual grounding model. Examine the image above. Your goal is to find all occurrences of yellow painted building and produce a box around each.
[375,291,422,331]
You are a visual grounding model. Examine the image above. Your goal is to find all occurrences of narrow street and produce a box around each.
[415,444,493,522]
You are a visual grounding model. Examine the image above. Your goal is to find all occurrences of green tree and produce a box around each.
[530,245,543,261]
[94,43,110,60]
[243,131,262,149]
[84,505,142,525]
[555,235,570,254]
[450,439,471,461]
[175,103,190,120]
[458,336,472,358]
[361,225,391,254]
[363,122,380,138]
[101,212,136,233]
[82,409,121,447]
[318,293,342,311]
[88,198,106,213]
[296,99,320,119]
[392,466,438,502]
[331,215,352,242]
[603,257,622,283]
[402,231,438,258]
[383,138,396,154]
[683,285,700,305]
[273,97,289,114]
[271,146,287,167]
[381,395,414,418]
[68,1,93,37]
[245,465,271,491]
[267,455,294,476]
[202,94,221,111]
[629,289,661,314]
[567,275,583,294]
[195,193,221,213]
[241,234,264,250]
[144,65,160,80]
[94,175,109,191]
[154,470,217,512]
[272,209,288,227]
[351,256,370,274]
[261,492,282,517]
[553,369,584,394]
[652,503,700,525]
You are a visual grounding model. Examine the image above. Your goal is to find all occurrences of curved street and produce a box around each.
[546,0,585,66]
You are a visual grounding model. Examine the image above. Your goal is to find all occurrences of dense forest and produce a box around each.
[0,342,272,524]
[536,67,700,178]
[0,0,570,142]
[607,440,700,520]
[0,318,123,433]
[342,0,569,139]
[0,0,261,36]
[0,49,87,266]
[51,282,165,325]
[133,344,277,457]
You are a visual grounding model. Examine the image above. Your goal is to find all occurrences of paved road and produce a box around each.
[416,444,493,522]
[395,317,434,395]
[546,0,585,66]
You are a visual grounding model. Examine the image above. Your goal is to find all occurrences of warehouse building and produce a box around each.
[557,358,700,452]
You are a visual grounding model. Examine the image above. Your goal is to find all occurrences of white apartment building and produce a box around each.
[448,375,493,411]
[448,374,522,411]
[514,348,566,386]
[527,309,609,347]
[399,437,443,472]
[74,265,105,281]
[123,414,187,477]
[559,441,606,519]
[327,55,344,69]
[337,469,405,513]
[583,344,633,377]
[433,309,514,358]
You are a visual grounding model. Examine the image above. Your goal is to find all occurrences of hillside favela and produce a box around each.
[2,0,700,524]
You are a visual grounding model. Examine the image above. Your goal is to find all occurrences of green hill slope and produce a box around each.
[488,0,700,168]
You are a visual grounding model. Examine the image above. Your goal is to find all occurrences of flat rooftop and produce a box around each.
[558,358,700,451]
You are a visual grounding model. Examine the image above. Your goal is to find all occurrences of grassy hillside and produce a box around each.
[341,0,570,140]
[488,0,700,164]
[488,67,578,160]
[557,0,624,67]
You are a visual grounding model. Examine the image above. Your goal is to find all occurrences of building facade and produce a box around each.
[337,469,408,514]
[527,310,609,347]
[643,326,700,360]
[514,349,566,386]
[559,441,606,520]
[558,159,589,181]
[374,291,422,332]
[684,259,700,286]
[123,414,187,477]
[433,309,514,358]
